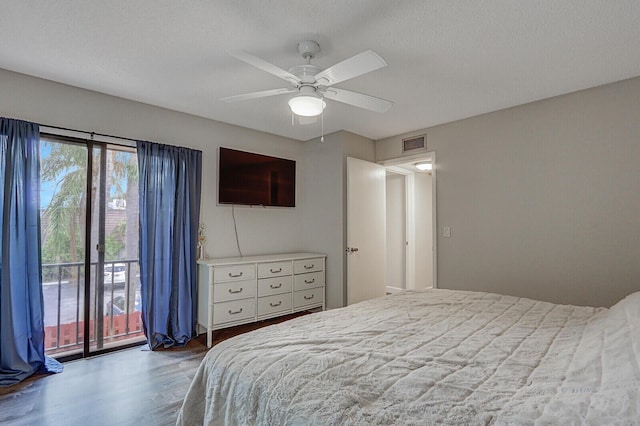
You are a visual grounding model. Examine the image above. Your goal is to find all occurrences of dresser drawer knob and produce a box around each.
[228,287,243,294]
[304,279,315,284]
[269,301,282,307]
[303,264,315,269]
[304,294,314,300]
[228,308,243,315]
[270,283,282,289]
[270,267,282,273]
[228,272,243,278]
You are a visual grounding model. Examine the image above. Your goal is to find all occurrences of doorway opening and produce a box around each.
[346,153,436,306]
[383,153,436,294]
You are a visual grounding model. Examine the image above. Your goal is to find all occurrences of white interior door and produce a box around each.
[347,157,386,305]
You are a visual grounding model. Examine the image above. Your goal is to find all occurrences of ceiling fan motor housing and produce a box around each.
[288,64,323,85]
[297,40,320,60]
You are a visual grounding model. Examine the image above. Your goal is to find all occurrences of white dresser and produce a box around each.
[197,253,326,347]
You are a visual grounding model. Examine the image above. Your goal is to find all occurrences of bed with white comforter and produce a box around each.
[177,289,640,425]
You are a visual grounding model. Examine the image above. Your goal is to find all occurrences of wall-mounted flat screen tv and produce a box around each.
[218,147,296,207]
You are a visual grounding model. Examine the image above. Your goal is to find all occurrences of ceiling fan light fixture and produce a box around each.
[288,94,326,117]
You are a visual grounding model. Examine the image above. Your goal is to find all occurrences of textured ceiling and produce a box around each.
[1,1,639,141]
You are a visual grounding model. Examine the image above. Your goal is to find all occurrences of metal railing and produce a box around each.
[42,259,144,355]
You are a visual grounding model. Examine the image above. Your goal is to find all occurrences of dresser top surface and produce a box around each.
[197,252,326,267]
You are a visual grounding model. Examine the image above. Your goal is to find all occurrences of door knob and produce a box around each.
[346,247,359,253]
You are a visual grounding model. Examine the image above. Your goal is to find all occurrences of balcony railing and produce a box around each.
[42,259,144,356]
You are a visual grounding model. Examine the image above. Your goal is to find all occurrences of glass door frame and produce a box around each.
[41,133,145,362]
[84,140,109,355]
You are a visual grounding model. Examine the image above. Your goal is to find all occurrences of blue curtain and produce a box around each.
[0,118,62,386]
[137,141,202,349]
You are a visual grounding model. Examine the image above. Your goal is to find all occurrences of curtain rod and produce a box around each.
[38,122,202,154]
[40,123,138,147]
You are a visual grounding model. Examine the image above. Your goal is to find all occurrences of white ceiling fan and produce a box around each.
[222,41,393,117]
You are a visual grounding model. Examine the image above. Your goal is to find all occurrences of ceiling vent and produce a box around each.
[402,134,426,154]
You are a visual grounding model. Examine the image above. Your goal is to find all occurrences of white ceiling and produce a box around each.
[1,1,639,142]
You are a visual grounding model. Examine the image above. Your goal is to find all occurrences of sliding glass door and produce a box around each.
[40,135,143,358]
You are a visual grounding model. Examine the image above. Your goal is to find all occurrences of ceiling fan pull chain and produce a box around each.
[320,97,325,143]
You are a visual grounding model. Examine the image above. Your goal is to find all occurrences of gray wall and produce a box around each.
[0,69,309,269]
[300,132,345,308]
[302,130,376,308]
[377,77,640,307]
[0,68,378,311]
[7,66,636,309]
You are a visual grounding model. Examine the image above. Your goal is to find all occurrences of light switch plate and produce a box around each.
[443,226,451,238]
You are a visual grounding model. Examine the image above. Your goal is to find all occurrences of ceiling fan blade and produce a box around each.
[229,50,301,84]
[221,88,296,103]
[323,88,393,113]
[314,50,387,86]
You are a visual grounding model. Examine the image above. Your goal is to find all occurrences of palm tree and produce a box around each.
[41,141,88,268]
[42,142,138,262]
[41,140,140,323]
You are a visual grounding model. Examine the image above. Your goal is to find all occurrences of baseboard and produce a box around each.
[386,286,404,294]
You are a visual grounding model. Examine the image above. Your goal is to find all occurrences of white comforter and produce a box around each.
[177,289,640,425]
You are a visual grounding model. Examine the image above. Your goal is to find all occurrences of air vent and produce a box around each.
[402,134,426,153]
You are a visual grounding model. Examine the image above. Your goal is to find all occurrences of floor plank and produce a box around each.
[0,342,207,426]
[0,313,308,426]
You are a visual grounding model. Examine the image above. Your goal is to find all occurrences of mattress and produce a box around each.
[177,289,640,425]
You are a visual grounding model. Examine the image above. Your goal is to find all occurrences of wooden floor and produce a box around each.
[0,313,307,426]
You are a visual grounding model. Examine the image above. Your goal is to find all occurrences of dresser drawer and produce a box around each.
[294,287,324,308]
[214,264,256,283]
[213,279,256,302]
[257,261,292,278]
[293,258,323,274]
[257,293,292,317]
[213,298,256,325]
[258,275,292,297]
[293,271,324,291]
